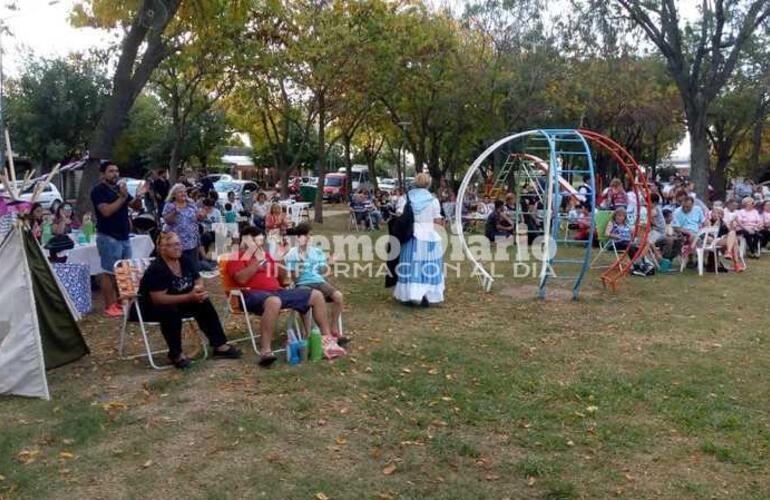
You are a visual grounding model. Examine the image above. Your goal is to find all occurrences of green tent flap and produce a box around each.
[22,230,89,369]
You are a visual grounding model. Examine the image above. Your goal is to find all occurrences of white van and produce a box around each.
[337,165,370,192]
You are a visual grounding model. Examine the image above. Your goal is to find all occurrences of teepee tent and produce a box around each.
[0,224,89,400]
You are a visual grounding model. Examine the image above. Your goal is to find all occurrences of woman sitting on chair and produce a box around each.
[136,232,242,369]
[736,196,762,258]
[709,207,743,272]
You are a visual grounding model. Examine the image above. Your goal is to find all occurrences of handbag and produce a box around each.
[389,193,414,245]
[385,194,415,288]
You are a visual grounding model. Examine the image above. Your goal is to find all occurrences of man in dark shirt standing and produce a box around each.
[153,169,170,214]
[91,161,147,317]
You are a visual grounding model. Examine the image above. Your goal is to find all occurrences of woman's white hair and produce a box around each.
[415,172,432,188]
[166,183,187,203]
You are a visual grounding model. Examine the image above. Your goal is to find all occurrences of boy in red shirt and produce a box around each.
[226,226,333,366]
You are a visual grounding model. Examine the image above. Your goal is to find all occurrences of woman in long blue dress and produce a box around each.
[394,173,445,306]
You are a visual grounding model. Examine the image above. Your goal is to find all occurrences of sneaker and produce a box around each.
[104,303,123,317]
[735,262,746,272]
[632,269,646,277]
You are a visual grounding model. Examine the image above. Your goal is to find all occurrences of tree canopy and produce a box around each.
[5,0,767,215]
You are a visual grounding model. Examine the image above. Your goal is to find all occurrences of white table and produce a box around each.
[63,234,155,275]
[278,201,312,224]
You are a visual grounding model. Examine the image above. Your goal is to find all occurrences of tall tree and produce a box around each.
[5,55,109,171]
[613,0,770,198]
[152,3,244,180]
[72,0,184,214]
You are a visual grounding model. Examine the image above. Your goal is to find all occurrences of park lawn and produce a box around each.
[1,213,770,499]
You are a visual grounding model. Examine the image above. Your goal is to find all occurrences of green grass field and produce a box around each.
[1,213,769,499]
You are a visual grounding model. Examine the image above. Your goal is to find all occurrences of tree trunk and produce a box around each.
[169,135,183,182]
[687,111,711,201]
[314,91,326,223]
[280,167,290,199]
[711,155,730,200]
[749,115,764,179]
[396,145,404,188]
[343,134,353,195]
[650,133,659,183]
[75,0,182,217]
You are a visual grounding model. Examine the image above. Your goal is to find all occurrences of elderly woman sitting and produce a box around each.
[736,196,762,258]
[136,232,242,369]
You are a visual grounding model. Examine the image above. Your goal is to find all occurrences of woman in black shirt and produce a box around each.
[136,231,241,368]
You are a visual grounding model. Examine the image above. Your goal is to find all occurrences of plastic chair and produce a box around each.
[115,259,208,370]
[680,226,719,275]
[217,255,302,355]
[590,210,618,268]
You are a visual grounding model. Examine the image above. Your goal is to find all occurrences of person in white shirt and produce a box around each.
[251,191,270,230]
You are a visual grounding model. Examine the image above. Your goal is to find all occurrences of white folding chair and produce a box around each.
[115,259,208,370]
[349,207,373,231]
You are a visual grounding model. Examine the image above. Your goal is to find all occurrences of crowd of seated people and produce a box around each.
[465,172,770,275]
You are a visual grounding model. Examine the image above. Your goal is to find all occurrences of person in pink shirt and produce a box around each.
[736,197,762,257]
[760,200,770,250]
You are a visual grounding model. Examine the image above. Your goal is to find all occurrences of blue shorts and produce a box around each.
[96,233,132,274]
[242,288,312,315]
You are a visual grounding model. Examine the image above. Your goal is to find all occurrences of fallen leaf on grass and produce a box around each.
[315,493,330,500]
[335,436,348,445]
[527,477,536,486]
[0,474,5,481]
[58,452,75,460]
[401,368,412,374]
[61,438,74,445]
[17,449,41,465]
[99,401,129,411]
[428,368,439,375]
[142,460,153,468]
[382,463,397,475]
[485,474,500,481]
[586,405,598,414]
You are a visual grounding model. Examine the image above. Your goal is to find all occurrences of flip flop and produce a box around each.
[212,345,243,359]
[258,352,277,368]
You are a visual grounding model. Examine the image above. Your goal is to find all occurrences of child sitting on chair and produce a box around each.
[283,223,347,344]
[605,207,634,251]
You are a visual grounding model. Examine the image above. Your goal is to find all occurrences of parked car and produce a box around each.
[378,177,397,193]
[0,181,63,210]
[337,165,371,192]
[202,173,233,184]
[323,173,347,202]
[214,179,260,203]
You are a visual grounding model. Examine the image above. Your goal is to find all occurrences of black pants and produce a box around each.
[738,230,761,254]
[132,299,227,359]
[201,231,215,253]
[182,248,200,272]
[655,236,682,260]
[760,229,770,248]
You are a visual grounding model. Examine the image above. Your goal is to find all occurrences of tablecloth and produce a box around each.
[62,234,155,275]
[52,263,92,316]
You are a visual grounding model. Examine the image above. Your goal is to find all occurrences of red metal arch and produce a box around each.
[578,129,653,291]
